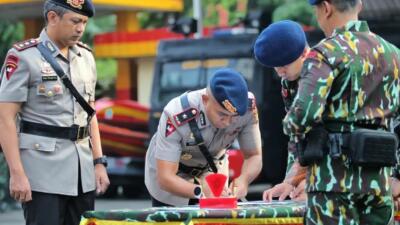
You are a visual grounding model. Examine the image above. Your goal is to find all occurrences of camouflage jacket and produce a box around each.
[281,79,299,174]
[283,20,400,194]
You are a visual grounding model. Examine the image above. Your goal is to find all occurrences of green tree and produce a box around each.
[272,0,317,26]
[0,21,24,65]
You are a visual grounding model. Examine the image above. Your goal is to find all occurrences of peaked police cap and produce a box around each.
[48,0,95,17]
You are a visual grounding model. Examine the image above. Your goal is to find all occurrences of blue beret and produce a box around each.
[209,68,249,116]
[254,20,306,67]
[48,0,95,17]
[308,0,323,5]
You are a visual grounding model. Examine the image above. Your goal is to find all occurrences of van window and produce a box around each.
[157,58,254,105]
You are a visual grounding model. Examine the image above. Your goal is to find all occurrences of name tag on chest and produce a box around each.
[42,75,58,82]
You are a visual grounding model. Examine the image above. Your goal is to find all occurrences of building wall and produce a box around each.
[137,57,155,106]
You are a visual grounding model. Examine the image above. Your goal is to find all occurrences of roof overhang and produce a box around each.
[0,0,183,20]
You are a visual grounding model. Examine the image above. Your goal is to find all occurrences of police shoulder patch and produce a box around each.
[4,54,19,80]
[173,108,198,127]
[77,42,92,52]
[13,38,39,51]
[165,117,176,137]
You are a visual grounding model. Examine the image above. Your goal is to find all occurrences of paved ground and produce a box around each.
[0,198,152,225]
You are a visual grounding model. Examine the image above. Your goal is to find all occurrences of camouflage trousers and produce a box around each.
[305,191,394,225]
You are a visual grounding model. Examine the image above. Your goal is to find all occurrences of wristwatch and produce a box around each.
[193,185,202,199]
[93,156,108,168]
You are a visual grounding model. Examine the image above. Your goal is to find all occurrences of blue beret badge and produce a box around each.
[222,100,237,114]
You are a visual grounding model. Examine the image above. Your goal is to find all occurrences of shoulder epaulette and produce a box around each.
[77,42,92,52]
[173,108,199,127]
[248,98,256,110]
[13,39,39,51]
[247,92,256,110]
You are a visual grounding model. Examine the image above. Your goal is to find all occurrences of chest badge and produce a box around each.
[53,84,62,94]
[38,83,46,94]
[41,62,55,75]
[181,152,193,161]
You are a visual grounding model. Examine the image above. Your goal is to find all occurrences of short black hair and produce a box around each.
[43,1,68,24]
[329,0,360,12]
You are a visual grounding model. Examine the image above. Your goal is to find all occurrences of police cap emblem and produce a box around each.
[67,0,84,9]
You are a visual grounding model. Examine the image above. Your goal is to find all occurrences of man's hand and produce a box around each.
[95,164,110,195]
[229,177,248,199]
[10,171,32,203]
[391,178,400,210]
[263,182,293,202]
[290,179,307,202]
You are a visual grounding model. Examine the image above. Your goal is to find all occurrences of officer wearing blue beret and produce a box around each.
[145,68,262,206]
[254,20,310,203]
[0,0,108,224]
[308,0,323,5]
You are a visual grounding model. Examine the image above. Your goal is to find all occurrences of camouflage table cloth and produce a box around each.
[80,200,304,225]
[80,200,400,225]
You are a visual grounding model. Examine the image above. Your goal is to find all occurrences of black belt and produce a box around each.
[178,154,225,177]
[178,163,207,177]
[324,120,387,132]
[20,120,90,141]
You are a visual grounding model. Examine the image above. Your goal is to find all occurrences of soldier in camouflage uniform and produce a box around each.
[283,0,400,224]
[253,20,309,202]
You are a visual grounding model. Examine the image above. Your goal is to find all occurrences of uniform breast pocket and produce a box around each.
[84,82,94,102]
[31,81,66,115]
[19,133,56,152]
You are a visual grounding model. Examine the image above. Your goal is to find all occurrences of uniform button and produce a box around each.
[34,144,40,149]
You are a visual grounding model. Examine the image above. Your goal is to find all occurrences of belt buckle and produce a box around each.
[76,126,82,141]
[76,126,86,141]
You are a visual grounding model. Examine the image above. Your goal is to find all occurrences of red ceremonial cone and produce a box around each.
[205,173,227,197]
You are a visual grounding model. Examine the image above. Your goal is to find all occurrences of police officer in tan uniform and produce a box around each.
[145,68,262,206]
[0,1,109,224]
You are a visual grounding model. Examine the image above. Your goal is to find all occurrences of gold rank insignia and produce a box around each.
[222,100,237,113]
[181,152,192,161]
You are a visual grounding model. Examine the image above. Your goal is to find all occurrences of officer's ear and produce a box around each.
[300,47,309,61]
[320,1,333,19]
[202,94,209,105]
[46,11,61,26]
